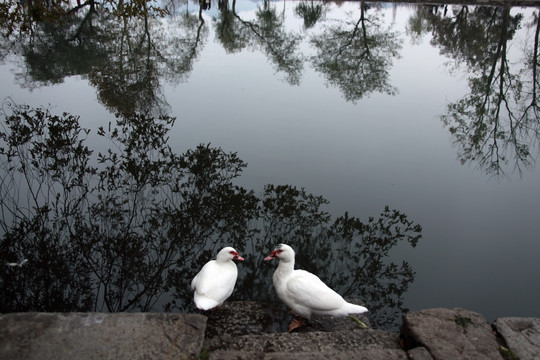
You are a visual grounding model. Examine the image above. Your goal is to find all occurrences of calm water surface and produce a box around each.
[1,0,539,329]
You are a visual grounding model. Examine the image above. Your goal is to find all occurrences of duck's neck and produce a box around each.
[275,258,294,275]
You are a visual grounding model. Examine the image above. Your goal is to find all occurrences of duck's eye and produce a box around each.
[276,249,283,254]
[230,251,237,255]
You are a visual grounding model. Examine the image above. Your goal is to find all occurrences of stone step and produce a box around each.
[208,349,409,360]
[200,300,408,358]
[201,300,398,356]
[203,328,402,354]
[201,300,372,336]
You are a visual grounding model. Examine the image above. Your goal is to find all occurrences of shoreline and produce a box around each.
[1,302,538,359]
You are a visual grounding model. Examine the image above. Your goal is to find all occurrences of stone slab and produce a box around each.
[209,349,408,360]
[493,317,540,360]
[401,308,504,360]
[0,312,207,360]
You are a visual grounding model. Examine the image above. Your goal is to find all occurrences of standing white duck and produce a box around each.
[191,247,244,310]
[264,243,368,331]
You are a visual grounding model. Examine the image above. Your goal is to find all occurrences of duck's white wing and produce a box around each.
[191,271,200,290]
[286,270,345,311]
[193,261,238,306]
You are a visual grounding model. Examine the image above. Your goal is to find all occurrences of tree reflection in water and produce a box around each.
[1,1,538,177]
[214,0,303,85]
[294,1,326,30]
[409,5,540,177]
[0,103,421,330]
[310,0,402,102]
[1,0,207,116]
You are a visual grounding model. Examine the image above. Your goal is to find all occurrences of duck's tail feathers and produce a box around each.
[194,292,220,310]
[345,302,369,315]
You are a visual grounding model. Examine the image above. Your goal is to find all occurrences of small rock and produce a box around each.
[408,346,434,360]
[493,317,540,360]
[401,308,504,360]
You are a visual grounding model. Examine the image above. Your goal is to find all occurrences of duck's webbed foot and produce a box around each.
[287,317,306,332]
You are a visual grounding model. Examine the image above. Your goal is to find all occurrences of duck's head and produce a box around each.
[217,247,244,262]
[264,243,295,263]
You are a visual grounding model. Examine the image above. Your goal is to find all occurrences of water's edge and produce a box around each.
[1,302,538,359]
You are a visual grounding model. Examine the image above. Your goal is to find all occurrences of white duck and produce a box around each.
[264,243,368,331]
[191,247,244,310]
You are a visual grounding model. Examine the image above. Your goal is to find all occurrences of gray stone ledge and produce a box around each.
[1,305,539,360]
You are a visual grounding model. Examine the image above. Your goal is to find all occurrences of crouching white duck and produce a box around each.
[191,247,244,310]
[264,243,368,331]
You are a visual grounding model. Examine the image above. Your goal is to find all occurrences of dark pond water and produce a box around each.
[1,0,539,331]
